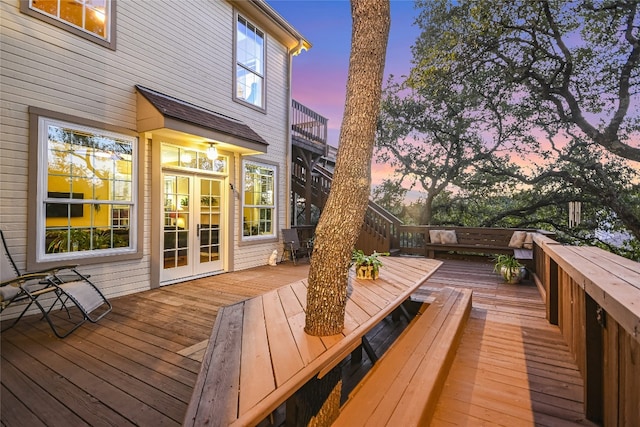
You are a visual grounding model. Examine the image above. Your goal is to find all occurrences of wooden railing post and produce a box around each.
[547,256,559,326]
[585,294,604,424]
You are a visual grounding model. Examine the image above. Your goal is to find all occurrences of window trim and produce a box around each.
[233,11,267,112]
[240,159,278,243]
[20,0,117,50]
[27,107,143,270]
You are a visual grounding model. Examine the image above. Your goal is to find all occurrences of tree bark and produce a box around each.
[305,0,390,336]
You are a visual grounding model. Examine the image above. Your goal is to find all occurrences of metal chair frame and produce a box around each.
[0,230,112,338]
[280,229,311,265]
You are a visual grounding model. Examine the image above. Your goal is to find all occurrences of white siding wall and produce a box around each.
[0,0,292,300]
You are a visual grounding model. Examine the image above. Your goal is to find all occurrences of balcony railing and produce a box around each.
[291,99,328,146]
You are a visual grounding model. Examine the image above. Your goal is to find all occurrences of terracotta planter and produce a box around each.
[356,265,378,280]
[501,266,526,284]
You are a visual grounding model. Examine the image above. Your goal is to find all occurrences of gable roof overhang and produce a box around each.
[230,0,311,54]
[135,85,268,154]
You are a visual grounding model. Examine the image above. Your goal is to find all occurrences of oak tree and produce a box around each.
[411,0,640,162]
[305,0,390,336]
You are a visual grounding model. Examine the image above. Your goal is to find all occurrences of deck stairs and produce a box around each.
[291,162,402,255]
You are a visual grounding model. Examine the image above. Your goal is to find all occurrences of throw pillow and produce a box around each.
[523,232,534,250]
[429,229,443,244]
[508,231,527,248]
[440,230,458,244]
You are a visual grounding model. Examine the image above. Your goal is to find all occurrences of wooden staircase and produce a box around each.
[291,162,402,255]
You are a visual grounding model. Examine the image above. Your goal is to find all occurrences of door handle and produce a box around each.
[197,224,201,237]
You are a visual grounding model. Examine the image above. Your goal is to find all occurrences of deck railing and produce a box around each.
[354,202,401,255]
[291,99,328,146]
[533,235,640,426]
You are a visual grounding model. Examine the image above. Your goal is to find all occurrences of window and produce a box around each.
[21,0,115,49]
[37,117,137,260]
[160,144,228,174]
[235,15,265,109]
[242,161,276,239]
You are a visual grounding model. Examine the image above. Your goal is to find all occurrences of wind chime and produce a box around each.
[569,201,582,228]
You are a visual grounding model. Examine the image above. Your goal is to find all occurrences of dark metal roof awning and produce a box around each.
[135,85,268,153]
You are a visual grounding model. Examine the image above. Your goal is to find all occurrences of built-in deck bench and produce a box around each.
[332,286,472,426]
[183,257,442,427]
[421,227,537,262]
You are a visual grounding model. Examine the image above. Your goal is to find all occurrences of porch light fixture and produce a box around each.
[206,142,218,160]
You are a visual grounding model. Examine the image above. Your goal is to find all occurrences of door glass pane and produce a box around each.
[163,175,189,269]
[199,178,220,263]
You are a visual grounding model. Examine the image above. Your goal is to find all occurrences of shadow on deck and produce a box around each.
[1,259,594,426]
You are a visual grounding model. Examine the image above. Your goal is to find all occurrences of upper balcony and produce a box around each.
[291,99,328,156]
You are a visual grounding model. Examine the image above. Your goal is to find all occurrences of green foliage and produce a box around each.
[371,0,640,261]
[493,254,525,283]
[493,254,523,272]
[371,179,407,217]
[410,0,640,162]
[351,249,390,274]
[47,228,128,253]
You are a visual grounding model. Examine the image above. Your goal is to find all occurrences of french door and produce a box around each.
[162,173,224,283]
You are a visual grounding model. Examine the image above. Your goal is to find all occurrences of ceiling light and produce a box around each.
[206,142,218,160]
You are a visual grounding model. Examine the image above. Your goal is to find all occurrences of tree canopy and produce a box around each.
[373,0,640,259]
[411,0,640,162]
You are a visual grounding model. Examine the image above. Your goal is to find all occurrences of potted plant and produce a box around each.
[47,228,91,253]
[493,254,526,284]
[93,229,113,249]
[352,249,389,280]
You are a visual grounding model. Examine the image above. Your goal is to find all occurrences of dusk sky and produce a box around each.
[271,0,420,143]
[270,0,422,187]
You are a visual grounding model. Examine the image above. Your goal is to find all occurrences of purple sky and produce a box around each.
[271,0,421,149]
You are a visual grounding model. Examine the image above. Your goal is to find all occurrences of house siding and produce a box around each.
[0,0,294,304]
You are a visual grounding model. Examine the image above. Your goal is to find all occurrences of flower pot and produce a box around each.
[501,266,526,284]
[356,265,378,280]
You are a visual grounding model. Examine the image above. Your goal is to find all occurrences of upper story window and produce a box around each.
[235,15,265,110]
[21,0,115,49]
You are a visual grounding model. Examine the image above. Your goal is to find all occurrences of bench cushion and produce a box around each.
[523,232,534,250]
[508,231,527,248]
[440,230,458,244]
[429,229,443,244]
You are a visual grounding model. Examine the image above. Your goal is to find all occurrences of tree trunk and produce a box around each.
[305,0,390,336]
[421,194,435,225]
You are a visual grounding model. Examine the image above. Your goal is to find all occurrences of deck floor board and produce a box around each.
[1,259,595,426]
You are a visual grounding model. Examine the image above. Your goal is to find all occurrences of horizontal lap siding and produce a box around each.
[1,1,292,295]
[232,36,290,271]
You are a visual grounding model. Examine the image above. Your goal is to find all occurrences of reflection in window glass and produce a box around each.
[41,118,136,258]
[236,15,264,108]
[160,143,227,174]
[30,0,110,40]
[242,162,276,239]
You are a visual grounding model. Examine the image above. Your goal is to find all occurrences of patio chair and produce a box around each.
[281,228,310,265]
[0,229,112,338]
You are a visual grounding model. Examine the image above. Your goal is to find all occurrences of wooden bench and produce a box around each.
[333,286,472,426]
[423,227,536,260]
[183,257,442,427]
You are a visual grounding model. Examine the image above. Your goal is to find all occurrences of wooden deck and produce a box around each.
[1,259,594,426]
[414,260,597,426]
[185,257,442,426]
